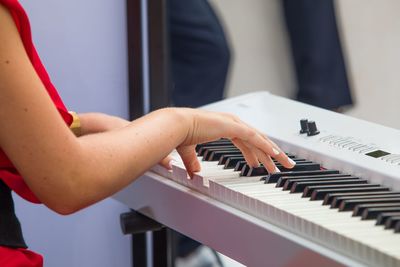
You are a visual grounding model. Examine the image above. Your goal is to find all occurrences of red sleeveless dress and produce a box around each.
[0,0,73,265]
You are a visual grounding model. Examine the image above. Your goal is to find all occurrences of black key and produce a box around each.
[354,203,400,217]
[273,158,308,164]
[385,216,400,229]
[311,186,390,201]
[277,174,352,188]
[242,161,315,177]
[394,221,400,233]
[206,150,242,161]
[281,175,355,190]
[304,184,379,198]
[279,163,321,172]
[195,139,232,152]
[332,194,400,209]
[291,179,366,193]
[202,147,238,160]
[219,155,243,165]
[242,166,268,177]
[234,161,247,172]
[196,140,233,151]
[339,198,400,212]
[376,212,400,225]
[241,164,273,176]
[240,164,251,176]
[225,156,307,170]
[224,157,245,169]
[360,205,400,220]
[323,191,398,205]
[198,145,236,157]
[262,170,340,184]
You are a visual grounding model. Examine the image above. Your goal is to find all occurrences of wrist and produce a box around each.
[167,107,194,145]
[155,107,192,145]
[68,111,81,136]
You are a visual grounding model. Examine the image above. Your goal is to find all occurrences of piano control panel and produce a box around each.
[318,134,400,167]
[297,118,399,166]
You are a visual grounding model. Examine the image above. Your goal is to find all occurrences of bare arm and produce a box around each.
[0,5,294,215]
[78,113,129,135]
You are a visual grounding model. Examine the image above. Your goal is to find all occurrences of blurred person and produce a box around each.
[167,0,231,265]
[167,1,232,266]
[168,0,230,108]
[283,0,353,111]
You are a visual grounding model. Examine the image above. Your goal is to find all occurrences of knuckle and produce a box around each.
[246,128,257,138]
[231,114,240,121]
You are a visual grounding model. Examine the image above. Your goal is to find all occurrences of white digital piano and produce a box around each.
[113,92,400,267]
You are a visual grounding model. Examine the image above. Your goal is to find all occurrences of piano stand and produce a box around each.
[120,210,177,267]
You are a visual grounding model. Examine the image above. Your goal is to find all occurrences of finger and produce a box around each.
[254,147,279,174]
[177,145,201,179]
[218,119,278,158]
[241,129,292,166]
[267,139,296,169]
[158,155,173,170]
[231,138,259,168]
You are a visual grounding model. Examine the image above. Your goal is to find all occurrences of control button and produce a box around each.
[319,135,336,142]
[299,119,308,134]
[307,121,320,136]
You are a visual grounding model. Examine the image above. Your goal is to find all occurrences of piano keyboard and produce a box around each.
[153,138,400,267]
[114,92,400,267]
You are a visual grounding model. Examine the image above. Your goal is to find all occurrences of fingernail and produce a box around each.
[168,159,178,170]
[272,148,280,155]
[252,162,260,168]
[167,160,173,170]
[274,166,281,173]
[288,158,296,166]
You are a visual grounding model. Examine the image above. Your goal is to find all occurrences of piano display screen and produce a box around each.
[365,149,391,158]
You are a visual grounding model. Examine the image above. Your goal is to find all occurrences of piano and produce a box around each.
[113,91,400,267]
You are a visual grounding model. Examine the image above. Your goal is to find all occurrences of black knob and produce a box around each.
[307,121,320,136]
[299,119,308,134]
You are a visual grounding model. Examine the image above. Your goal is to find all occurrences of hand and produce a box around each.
[176,109,295,177]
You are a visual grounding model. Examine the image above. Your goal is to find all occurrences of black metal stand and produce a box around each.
[127,0,170,120]
[120,211,176,267]
[125,0,172,266]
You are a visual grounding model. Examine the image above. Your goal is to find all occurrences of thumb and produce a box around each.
[158,155,174,170]
[177,145,201,178]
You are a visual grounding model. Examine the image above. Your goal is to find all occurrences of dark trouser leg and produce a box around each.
[167,0,230,260]
[283,0,353,110]
[168,0,230,108]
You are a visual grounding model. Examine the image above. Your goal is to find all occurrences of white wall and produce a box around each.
[210,0,296,99]
[212,0,400,130]
[336,0,400,129]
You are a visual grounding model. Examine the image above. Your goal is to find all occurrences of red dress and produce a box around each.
[0,0,73,266]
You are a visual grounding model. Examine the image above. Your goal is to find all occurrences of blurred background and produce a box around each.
[14,0,400,266]
[210,0,400,129]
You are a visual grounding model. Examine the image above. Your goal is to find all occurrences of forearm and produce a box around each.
[40,108,188,214]
[78,112,129,135]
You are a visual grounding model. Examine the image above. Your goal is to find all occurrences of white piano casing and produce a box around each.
[203,92,400,190]
[113,92,400,267]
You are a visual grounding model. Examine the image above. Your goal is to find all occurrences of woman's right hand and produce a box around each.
[175,108,296,177]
